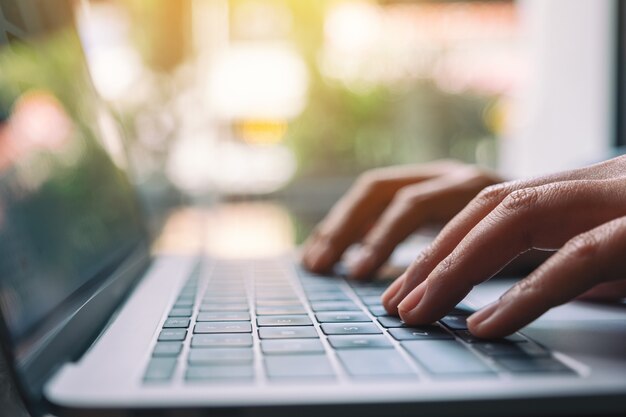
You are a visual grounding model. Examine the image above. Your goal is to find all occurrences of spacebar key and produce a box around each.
[403,340,495,376]
[337,349,415,377]
[265,355,334,379]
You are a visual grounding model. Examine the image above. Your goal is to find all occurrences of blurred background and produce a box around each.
[69,0,614,256]
[75,0,520,250]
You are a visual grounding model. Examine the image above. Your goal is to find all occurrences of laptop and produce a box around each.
[0,1,625,416]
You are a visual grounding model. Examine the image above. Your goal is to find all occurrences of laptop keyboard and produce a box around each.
[143,260,577,383]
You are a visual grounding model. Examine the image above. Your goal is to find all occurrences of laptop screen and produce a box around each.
[0,1,145,351]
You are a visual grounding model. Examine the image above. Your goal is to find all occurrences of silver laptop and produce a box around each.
[1,2,625,417]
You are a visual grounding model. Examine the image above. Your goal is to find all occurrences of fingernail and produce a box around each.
[467,300,500,329]
[397,280,428,316]
[350,247,376,278]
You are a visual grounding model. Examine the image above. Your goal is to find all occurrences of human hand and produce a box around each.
[382,155,626,338]
[301,160,501,279]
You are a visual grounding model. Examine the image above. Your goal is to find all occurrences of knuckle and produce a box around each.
[355,170,382,192]
[502,275,543,303]
[475,183,512,206]
[434,254,455,276]
[358,167,387,184]
[314,224,342,247]
[308,226,323,242]
[564,232,600,259]
[394,185,425,206]
[412,245,433,267]
[500,182,571,213]
[500,187,541,212]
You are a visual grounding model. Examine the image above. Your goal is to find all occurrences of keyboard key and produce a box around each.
[368,306,388,316]
[169,308,193,317]
[257,315,313,327]
[163,318,190,328]
[153,342,183,357]
[194,322,252,334]
[255,284,293,291]
[256,290,295,297]
[186,365,254,381]
[204,290,246,298]
[261,339,325,355]
[403,340,494,376]
[256,306,306,315]
[328,335,393,349]
[255,293,298,300]
[174,299,194,307]
[311,301,358,312]
[496,357,574,374]
[158,329,187,341]
[302,284,343,293]
[315,312,371,323]
[197,312,251,322]
[502,333,526,343]
[455,330,526,344]
[179,289,197,297]
[307,292,350,302]
[352,287,386,296]
[255,286,294,293]
[205,292,246,299]
[256,299,302,307]
[299,274,337,284]
[259,326,319,339]
[377,315,405,328]
[440,315,468,330]
[450,306,473,316]
[188,348,253,365]
[337,349,415,378]
[205,282,245,288]
[265,355,334,379]
[474,342,548,357]
[191,334,253,348]
[359,296,384,306]
[202,296,248,304]
[200,304,249,312]
[144,358,177,381]
[321,323,382,335]
[389,327,453,341]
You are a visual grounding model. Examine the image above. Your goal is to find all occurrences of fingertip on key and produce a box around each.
[349,247,377,279]
[467,300,501,337]
[396,281,429,323]
[309,244,334,272]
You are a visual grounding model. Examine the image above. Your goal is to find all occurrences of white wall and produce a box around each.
[500,0,616,179]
